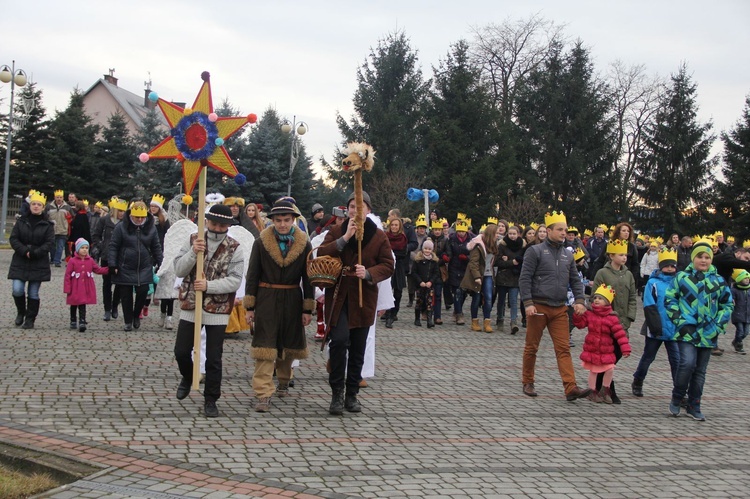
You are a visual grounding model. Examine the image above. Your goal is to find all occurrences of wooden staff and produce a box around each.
[191,166,207,390]
[354,169,364,307]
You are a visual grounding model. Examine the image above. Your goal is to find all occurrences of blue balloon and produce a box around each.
[428,189,439,203]
[148,91,159,102]
[406,188,424,201]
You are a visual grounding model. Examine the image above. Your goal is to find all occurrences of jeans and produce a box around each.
[52,235,67,264]
[452,285,467,315]
[12,280,41,300]
[496,286,519,322]
[633,337,680,382]
[734,322,749,344]
[470,276,494,319]
[174,321,226,401]
[672,342,712,407]
[328,306,369,394]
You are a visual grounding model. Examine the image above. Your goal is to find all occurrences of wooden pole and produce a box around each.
[354,169,364,307]
[191,166,207,390]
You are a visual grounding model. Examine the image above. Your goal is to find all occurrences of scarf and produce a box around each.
[275,226,296,257]
[386,231,407,252]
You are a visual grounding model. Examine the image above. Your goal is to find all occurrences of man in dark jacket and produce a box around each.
[244,200,314,413]
[519,211,591,402]
[676,236,693,271]
[319,191,394,415]
[709,246,750,356]
[446,219,472,325]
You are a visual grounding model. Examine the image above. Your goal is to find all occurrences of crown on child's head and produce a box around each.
[593,284,616,304]
[479,224,487,233]
[82,199,89,207]
[430,219,443,229]
[95,201,104,209]
[29,191,46,205]
[487,216,498,225]
[415,214,428,228]
[54,189,64,197]
[606,239,628,254]
[530,222,540,230]
[658,247,677,264]
[440,217,449,226]
[584,228,593,237]
[456,212,467,221]
[109,197,128,211]
[567,226,579,234]
[544,210,566,227]
[727,235,735,243]
[572,247,586,261]
[455,219,469,232]
[151,194,166,208]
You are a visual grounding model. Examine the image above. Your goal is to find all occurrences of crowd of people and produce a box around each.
[7,187,749,421]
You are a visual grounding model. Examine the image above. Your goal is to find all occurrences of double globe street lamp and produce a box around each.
[280,116,308,197]
[0,61,29,243]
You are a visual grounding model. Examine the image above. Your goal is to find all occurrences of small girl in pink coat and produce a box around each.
[65,238,108,332]
[574,284,631,403]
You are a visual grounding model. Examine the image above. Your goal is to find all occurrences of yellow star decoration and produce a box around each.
[141,71,256,194]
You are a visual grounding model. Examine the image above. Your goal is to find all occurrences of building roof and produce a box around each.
[83,78,167,129]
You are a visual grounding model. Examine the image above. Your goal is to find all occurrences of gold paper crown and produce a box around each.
[714,231,724,238]
[151,194,166,207]
[530,222,540,230]
[82,199,89,207]
[456,212,467,221]
[744,240,750,249]
[597,224,609,231]
[440,218,449,226]
[29,191,47,205]
[567,225,578,233]
[431,219,443,229]
[95,201,104,209]
[655,236,664,244]
[727,236,735,243]
[544,211,566,227]
[732,269,750,283]
[572,247,586,261]
[658,247,677,264]
[606,239,628,254]
[109,197,128,211]
[130,203,148,217]
[54,189,64,197]
[415,214,428,228]
[479,224,487,233]
[487,216,498,225]
[584,228,593,237]
[593,284,616,304]
[692,237,714,250]
[455,219,469,231]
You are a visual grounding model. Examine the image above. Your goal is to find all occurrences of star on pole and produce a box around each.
[139,71,257,194]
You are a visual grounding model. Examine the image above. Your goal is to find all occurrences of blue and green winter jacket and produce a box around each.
[642,269,676,341]
[665,264,733,348]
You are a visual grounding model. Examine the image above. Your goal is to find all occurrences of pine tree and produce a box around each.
[207,98,249,197]
[42,88,100,198]
[636,63,716,235]
[716,96,750,241]
[132,107,180,198]
[94,112,136,200]
[3,82,50,195]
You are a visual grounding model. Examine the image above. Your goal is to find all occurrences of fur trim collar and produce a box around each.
[259,226,308,268]
[341,217,379,250]
[415,251,438,262]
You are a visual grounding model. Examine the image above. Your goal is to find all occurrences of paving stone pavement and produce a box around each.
[1,249,749,498]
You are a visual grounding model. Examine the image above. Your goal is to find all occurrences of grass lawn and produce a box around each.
[0,464,62,498]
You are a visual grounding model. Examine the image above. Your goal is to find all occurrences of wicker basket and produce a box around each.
[307,251,343,289]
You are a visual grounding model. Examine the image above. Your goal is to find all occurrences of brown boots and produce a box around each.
[471,318,481,331]
[483,319,493,333]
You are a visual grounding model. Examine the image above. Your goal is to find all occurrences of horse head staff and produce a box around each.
[341,142,375,172]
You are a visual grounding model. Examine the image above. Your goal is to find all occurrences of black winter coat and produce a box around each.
[92,215,118,264]
[411,251,440,285]
[68,210,92,245]
[8,214,55,282]
[108,212,163,286]
[495,236,526,288]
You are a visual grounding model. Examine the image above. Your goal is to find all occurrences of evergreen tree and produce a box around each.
[716,95,750,241]
[208,98,249,197]
[42,88,100,198]
[94,112,135,200]
[3,82,50,195]
[336,31,429,186]
[515,41,616,229]
[132,106,180,198]
[636,64,716,235]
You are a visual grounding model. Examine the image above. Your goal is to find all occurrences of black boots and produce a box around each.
[427,312,434,328]
[632,378,644,397]
[414,310,421,327]
[609,380,621,404]
[22,298,39,329]
[329,388,345,415]
[13,296,26,326]
[385,310,394,329]
[345,391,362,412]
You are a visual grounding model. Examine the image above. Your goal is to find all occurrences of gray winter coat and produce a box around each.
[519,238,584,308]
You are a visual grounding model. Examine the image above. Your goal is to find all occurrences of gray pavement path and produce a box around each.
[1,249,749,498]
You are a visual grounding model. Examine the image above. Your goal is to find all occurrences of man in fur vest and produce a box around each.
[173,204,245,418]
[318,191,394,415]
[244,200,315,413]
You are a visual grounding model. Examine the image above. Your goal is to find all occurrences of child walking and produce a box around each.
[592,239,637,403]
[631,248,680,396]
[64,238,109,332]
[665,239,733,421]
[412,239,440,328]
[575,284,631,403]
[730,269,750,354]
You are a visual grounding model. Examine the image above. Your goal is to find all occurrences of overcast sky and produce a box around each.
[3,0,749,176]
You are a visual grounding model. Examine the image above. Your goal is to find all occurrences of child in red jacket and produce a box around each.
[65,238,109,332]
[574,284,632,403]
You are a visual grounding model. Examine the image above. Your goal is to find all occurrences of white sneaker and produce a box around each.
[165,316,173,330]
[157,313,166,327]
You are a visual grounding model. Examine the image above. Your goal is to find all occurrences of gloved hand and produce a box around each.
[458,254,468,261]
[442,254,450,263]
[108,266,118,275]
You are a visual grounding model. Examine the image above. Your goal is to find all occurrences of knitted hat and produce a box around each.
[75,238,89,254]
[422,239,434,250]
[732,269,750,284]
[691,238,714,262]
[346,191,372,210]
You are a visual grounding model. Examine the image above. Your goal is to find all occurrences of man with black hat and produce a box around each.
[173,204,245,418]
[318,191,394,415]
[244,199,315,413]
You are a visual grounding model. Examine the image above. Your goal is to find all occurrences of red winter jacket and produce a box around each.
[574,304,632,365]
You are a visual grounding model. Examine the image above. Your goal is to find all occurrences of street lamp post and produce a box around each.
[280,116,308,197]
[0,61,29,243]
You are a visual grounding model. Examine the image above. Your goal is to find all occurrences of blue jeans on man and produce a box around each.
[51,235,66,265]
